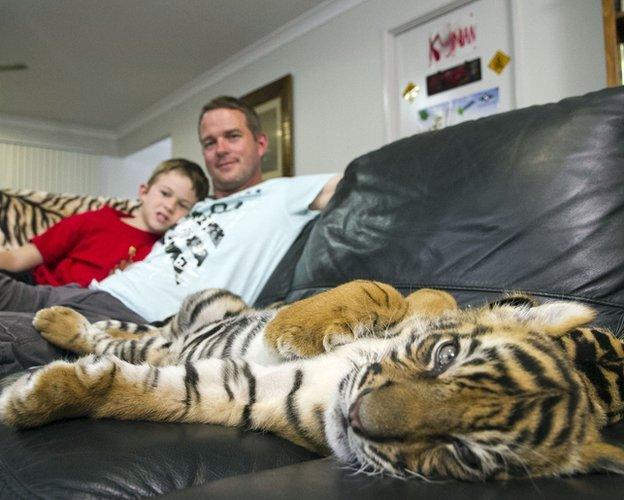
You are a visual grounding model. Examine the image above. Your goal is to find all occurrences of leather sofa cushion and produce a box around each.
[165,422,624,499]
[287,87,624,335]
[0,419,318,497]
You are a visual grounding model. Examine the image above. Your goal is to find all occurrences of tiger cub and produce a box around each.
[1,280,624,481]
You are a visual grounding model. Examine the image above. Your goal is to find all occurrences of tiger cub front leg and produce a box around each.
[33,306,100,354]
[33,307,170,365]
[0,356,119,428]
[1,354,315,450]
[92,319,160,340]
[265,280,410,359]
[0,355,184,428]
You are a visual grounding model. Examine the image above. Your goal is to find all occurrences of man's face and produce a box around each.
[199,108,268,198]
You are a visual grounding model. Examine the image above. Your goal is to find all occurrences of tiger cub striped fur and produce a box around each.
[2,280,624,480]
[0,188,140,249]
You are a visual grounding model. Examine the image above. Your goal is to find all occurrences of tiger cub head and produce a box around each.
[326,295,624,480]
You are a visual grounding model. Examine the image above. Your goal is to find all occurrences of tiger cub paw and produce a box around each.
[405,288,458,317]
[0,355,113,428]
[268,322,355,360]
[33,306,92,353]
[265,280,409,359]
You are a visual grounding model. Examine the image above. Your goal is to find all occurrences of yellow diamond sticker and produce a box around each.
[401,81,420,103]
[488,50,511,75]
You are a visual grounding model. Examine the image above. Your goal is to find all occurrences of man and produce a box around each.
[0,96,340,373]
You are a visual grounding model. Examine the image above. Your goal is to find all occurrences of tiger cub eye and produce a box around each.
[436,342,458,369]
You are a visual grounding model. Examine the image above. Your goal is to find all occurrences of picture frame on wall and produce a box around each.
[241,74,293,179]
[383,0,514,141]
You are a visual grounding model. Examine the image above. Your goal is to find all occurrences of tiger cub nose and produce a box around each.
[348,395,364,434]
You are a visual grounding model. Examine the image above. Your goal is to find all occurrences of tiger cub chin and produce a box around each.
[1,279,624,481]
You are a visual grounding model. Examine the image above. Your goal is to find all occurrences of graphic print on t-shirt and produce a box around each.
[163,213,222,284]
[162,191,260,284]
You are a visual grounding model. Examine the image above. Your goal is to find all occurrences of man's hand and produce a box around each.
[108,246,136,275]
[309,174,342,211]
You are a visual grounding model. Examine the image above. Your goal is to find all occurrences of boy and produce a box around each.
[0,158,209,287]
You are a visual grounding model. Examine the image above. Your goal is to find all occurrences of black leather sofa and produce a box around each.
[1,87,623,498]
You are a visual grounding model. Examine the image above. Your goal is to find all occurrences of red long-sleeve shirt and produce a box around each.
[31,206,159,286]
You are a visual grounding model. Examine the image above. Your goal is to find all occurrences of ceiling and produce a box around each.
[0,0,331,130]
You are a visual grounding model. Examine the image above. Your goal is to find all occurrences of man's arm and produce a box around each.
[309,174,342,211]
[0,244,44,273]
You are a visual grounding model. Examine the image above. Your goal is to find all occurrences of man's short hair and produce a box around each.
[198,96,262,138]
[147,158,210,201]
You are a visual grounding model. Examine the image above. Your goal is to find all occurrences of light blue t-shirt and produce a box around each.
[90,175,332,322]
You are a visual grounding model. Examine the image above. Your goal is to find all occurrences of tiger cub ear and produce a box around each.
[488,292,539,309]
[511,301,596,336]
[488,293,595,336]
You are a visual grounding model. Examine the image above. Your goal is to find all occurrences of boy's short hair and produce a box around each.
[198,96,262,138]
[147,158,209,201]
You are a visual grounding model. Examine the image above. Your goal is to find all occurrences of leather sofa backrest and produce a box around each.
[285,87,624,334]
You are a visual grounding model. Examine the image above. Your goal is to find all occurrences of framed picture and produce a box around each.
[383,0,514,141]
[241,74,293,179]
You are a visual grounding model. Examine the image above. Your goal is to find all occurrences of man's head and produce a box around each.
[137,158,209,234]
[198,96,268,199]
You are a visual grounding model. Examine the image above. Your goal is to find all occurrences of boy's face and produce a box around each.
[199,108,268,198]
[138,170,197,233]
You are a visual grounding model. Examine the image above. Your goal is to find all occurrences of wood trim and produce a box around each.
[603,0,620,86]
[241,75,294,178]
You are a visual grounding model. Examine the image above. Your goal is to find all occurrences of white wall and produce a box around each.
[0,0,607,192]
[0,142,101,194]
[118,0,606,175]
[0,113,117,156]
[511,0,605,108]
[0,135,170,197]
[100,137,172,198]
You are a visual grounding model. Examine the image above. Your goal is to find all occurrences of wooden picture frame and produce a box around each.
[602,0,624,86]
[241,74,293,179]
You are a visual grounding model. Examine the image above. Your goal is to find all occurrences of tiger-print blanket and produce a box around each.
[2,280,624,480]
[0,188,140,249]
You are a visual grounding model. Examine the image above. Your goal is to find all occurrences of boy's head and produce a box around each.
[146,158,210,200]
[137,158,209,234]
